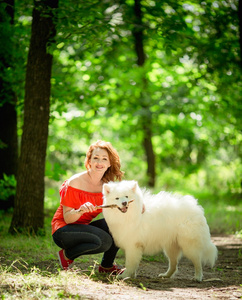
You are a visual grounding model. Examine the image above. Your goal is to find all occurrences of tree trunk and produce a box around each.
[142,114,156,187]
[0,0,18,210]
[132,0,156,187]
[9,0,58,235]
[239,0,242,67]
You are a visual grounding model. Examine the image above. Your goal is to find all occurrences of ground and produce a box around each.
[71,235,242,300]
[1,235,242,299]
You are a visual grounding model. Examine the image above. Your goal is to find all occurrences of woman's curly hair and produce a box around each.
[84,140,124,183]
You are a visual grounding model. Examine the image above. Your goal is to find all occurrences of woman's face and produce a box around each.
[89,147,111,173]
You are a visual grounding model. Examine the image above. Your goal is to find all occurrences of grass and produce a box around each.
[0,210,127,299]
[194,192,242,235]
[0,192,241,299]
[0,263,123,299]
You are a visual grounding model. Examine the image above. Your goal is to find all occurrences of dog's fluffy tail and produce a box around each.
[202,241,218,267]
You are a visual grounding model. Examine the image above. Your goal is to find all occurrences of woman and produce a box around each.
[51,140,124,273]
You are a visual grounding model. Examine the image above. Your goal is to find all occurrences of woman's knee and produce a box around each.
[100,231,113,252]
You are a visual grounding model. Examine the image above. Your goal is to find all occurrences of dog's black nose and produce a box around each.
[122,201,127,206]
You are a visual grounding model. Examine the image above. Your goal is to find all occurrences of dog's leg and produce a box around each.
[188,255,203,282]
[118,247,143,279]
[193,261,203,282]
[182,246,203,281]
[181,241,203,281]
[158,244,181,278]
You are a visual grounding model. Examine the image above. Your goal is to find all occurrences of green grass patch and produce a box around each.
[0,211,126,299]
[194,192,242,234]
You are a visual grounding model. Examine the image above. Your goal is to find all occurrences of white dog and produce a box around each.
[102,180,217,281]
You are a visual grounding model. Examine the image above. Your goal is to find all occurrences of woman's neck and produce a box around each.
[87,170,103,187]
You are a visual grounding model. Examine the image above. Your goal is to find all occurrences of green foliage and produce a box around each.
[46,0,241,190]
[0,174,16,201]
[9,0,242,198]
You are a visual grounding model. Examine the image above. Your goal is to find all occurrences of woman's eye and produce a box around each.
[115,197,119,200]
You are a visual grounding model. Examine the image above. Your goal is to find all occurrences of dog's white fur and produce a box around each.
[102,180,217,281]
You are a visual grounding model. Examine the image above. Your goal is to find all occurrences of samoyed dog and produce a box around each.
[102,180,217,281]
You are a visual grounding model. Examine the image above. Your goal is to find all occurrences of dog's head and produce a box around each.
[103,180,138,213]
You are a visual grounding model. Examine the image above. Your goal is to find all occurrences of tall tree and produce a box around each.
[9,0,58,234]
[239,0,242,66]
[133,0,156,187]
[0,0,18,210]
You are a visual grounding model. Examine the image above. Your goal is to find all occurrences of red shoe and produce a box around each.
[57,249,74,270]
[98,264,124,275]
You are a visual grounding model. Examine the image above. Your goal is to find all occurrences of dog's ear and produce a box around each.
[131,181,138,192]
[103,183,111,195]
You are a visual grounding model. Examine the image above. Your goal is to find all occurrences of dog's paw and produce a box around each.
[194,275,203,282]
[117,269,135,279]
[194,270,203,282]
[158,272,171,278]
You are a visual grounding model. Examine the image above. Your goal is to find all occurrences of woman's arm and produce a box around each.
[63,202,97,224]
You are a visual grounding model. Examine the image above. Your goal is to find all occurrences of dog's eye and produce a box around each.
[115,197,119,200]
[125,196,128,198]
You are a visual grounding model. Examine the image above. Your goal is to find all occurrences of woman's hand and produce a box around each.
[77,202,97,213]
[63,203,97,224]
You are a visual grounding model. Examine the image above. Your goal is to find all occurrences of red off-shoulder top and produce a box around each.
[51,180,103,235]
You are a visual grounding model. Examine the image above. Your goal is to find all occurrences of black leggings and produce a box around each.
[52,218,119,268]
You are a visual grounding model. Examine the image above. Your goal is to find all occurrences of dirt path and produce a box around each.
[70,234,242,300]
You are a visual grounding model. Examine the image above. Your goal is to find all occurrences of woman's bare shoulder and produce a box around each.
[68,172,88,189]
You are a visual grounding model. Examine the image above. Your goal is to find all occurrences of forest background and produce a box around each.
[0,0,241,235]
